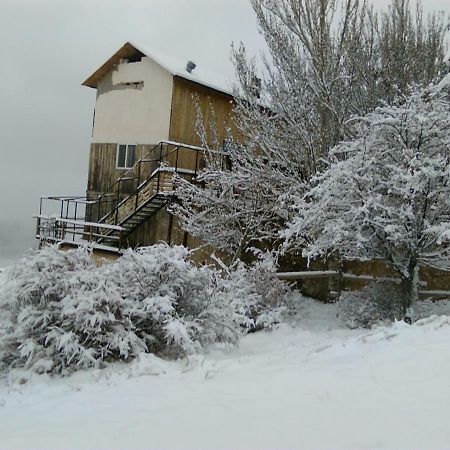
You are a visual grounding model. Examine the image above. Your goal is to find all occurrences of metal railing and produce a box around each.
[36,140,227,249]
[35,215,125,250]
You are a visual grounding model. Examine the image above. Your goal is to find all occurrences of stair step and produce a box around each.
[101,192,171,233]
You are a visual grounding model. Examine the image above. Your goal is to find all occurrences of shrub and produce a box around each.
[216,254,290,332]
[338,281,404,329]
[0,245,290,374]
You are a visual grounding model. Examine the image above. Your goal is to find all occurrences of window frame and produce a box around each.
[116,143,136,170]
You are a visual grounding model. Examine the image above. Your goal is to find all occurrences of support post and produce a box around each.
[115,182,120,225]
[135,161,141,210]
[336,260,343,301]
[36,217,41,238]
[97,194,102,223]
[194,150,199,176]
[73,202,78,241]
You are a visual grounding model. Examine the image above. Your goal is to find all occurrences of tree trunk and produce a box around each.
[400,260,419,316]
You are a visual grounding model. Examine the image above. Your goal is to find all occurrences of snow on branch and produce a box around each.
[283,79,450,311]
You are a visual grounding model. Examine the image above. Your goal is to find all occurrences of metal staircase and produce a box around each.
[94,166,189,246]
[36,141,217,253]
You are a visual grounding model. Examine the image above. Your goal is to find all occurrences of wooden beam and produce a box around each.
[276,271,427,287]
[276,270,338,280]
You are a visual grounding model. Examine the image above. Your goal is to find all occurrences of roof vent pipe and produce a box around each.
[186,61,196,73]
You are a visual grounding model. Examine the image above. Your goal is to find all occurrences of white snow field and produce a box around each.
[1,296,450,450]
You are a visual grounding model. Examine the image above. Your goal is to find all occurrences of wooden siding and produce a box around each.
[86,143,160,223]
[169,76,239,149]
[87,143,159,195]
[87,78,240,201]
[85,77,241,252]
[124,209,184,249]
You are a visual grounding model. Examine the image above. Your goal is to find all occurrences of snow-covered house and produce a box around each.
[37,42,238,258]
[84,41,236,150]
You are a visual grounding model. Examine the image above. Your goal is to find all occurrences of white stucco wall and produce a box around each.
[92,57,173,144]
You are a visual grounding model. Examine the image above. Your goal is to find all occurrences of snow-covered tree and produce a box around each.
[173,148,292,261]
[240,0,448,168]
[174,0,448,259]
[283,76,450,313]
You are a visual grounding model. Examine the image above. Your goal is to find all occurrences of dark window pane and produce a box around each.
[117,145,127,168]
[126,145,136,168]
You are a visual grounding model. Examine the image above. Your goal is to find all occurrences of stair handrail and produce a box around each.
[94,140,225,204]
[93,141,164,213]
[97,146,195,226]
[93,140,226,226]
[97,166,165,225]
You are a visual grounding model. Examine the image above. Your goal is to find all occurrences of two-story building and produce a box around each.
[37,42,239,258]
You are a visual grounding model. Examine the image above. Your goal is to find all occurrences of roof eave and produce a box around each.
[82,42,146,89]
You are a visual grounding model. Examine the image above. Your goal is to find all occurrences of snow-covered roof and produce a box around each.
[83,41,234,97]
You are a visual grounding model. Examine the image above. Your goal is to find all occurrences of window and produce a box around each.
[117,144,136,169]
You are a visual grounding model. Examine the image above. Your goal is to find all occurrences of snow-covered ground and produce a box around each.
[1,295,450,450]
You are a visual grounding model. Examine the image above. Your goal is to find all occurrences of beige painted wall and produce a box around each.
[92,57,173,144]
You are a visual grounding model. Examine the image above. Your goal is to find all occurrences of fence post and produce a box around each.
[194,149,199,176]
[336,260,343,301]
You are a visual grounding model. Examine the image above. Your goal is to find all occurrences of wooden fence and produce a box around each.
[275,270,450,300]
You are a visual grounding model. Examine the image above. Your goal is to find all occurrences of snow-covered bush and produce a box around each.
[0,245,290,375]
[338,282,404,329]
[226,255,290,330]
[408,298,450,322]
[205,255,289,336]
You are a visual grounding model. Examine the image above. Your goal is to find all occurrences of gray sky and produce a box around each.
[0,0,449,266]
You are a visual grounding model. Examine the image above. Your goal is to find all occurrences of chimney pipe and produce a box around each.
[186,61,196,73]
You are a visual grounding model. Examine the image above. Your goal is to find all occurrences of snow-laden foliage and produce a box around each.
[339,283,450,329]
[284,79,450,312]
[338,282,404,329]
[0,245,289,375]
[173,155,290,261]
[174,0,448,259]
[212,253,290,332]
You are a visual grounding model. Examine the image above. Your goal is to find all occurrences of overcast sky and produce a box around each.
[0,0,449,266]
